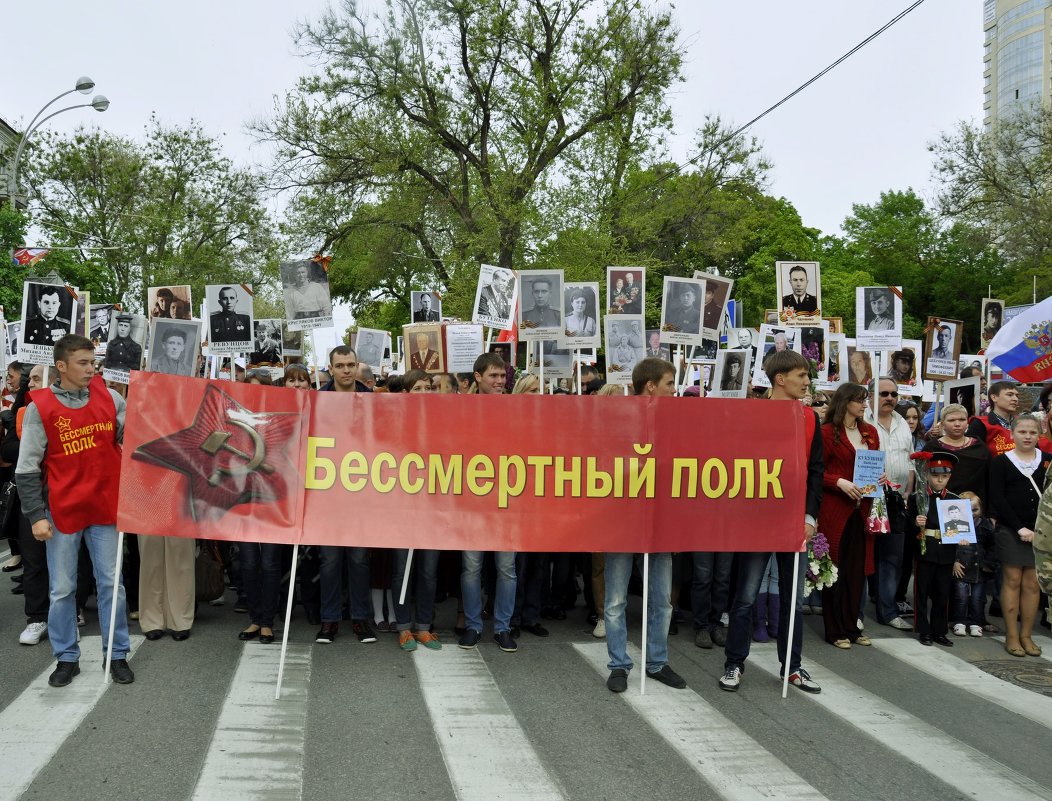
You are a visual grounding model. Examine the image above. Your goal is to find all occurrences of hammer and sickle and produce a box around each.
[200,419,274,487]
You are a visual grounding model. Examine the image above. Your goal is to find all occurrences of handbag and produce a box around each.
[194,540,225,602]
[865,494,891,535]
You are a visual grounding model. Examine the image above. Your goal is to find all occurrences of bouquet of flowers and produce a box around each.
[805,532,838,595]
[910,451,932,555]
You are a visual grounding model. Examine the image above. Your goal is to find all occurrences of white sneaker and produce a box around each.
[952,623,967,636]
[968,625,983,637]
[886,616,913,631]
[19,621,47,645]
[592,619,606,638]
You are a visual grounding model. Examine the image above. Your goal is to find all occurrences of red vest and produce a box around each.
[972,415,1015,458]
[31,376,121,533]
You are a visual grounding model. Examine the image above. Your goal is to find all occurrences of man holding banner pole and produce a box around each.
[719,349,823,694]
[16,334,133,687]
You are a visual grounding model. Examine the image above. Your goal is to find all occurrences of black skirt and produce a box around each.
[996,524,1035,568]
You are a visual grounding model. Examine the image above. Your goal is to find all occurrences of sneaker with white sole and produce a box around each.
[952,623,967,636]
[886,617,913,631]
[19,621,47,645]
[968,625,983,637]
[786,667,822,694]
[592,619,606,638]
[719,665,743,692]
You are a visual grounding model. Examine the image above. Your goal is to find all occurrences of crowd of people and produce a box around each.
[2,334,1051,695]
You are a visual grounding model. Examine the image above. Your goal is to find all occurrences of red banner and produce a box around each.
[118,374,809,552]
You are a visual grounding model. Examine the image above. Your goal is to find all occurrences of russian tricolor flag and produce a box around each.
[987,296,1052,383]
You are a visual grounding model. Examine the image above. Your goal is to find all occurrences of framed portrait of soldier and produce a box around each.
[843,340,873,386]
[148,285,193,320]
[527,339,572,379]
[489,342,515,369]
[411,290,442,323]
[713,349,752,399]
[980,299,1004,349]
[281,260,333,331]
[281,321,303,357]
[604,314,644,386]
[18,281,77,365]
[472,263,518,331]
[644,328,671,360]
[355,327,390,371]
[945,376,981,417]
[206,284,254,355]
[7,322,21,361]
[776,261,821,325]
[889,340,923,396]
[856,286,902,351]
[923,317,964,381]
[606,266,644,315]
[659,276,706,347]
[102,312,147,383]
[821,334,846,390]
[825,317,844,335]
[89,303,117,350]
[752,324,801,389]
[148,318,201,377]
[248,318,284,366]
[560,282,600,349]
[693,271,734,342]
[517,270,564,341]
[403,323,445,374]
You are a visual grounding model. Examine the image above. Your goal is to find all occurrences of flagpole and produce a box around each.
[103,530,126,685]
[274,543,300,701]
[640,553,649,696]
[399,549,414,605]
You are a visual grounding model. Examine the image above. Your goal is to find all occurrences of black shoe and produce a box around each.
[12,573,23,583]
[11,585,23,595]
[259,631,275,644]
[109,658,135,684]
[2,559,22,572]
[239,627,260,641]
[171,630,191,641]
[315,622,337,644]
[521,623,549,637]
[458,629,481,649]
[144,629,164,641]
[933,634,953,647]
[48,661,80,687]
[352,619,377,643]
[919,634,933,646]
[646,664,687,689]
[493,630,518,652]
[607,668,628,693]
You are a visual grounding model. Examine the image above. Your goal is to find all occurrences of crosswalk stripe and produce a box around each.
[414,646,567,801]
[190,643,312,801]
[573,642,829,801]
[0,634,144,801]
[873,637,1052,732]
[749,645,1052,801]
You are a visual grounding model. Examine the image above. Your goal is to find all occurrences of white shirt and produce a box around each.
[866,410,913,493]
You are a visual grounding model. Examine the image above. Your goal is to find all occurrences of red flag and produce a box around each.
[12,248,49,266]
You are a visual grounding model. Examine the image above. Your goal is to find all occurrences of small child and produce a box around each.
[908,451,961,646]
[950,491,996,637]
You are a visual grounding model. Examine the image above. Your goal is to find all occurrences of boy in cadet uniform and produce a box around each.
[909,450,961,647]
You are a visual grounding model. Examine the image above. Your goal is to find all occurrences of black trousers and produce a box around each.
[914,560,952,637]
[17,511,48,623]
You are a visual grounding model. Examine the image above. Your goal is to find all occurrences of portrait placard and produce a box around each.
[560,281,600,349]
[800,320,829,385]
[7,322,21,361]
[752,324,802,389]
[148,285,193,320]
[404,326,444,373]
[73,290,90,338]
[148,318,201,377]
[729,327,759,358]
[644,328,671,360]
[821,333,846,390]
[103,312,147,383]
[775,261,821,325]
[944,376,981,417]
[692,271,734,342]
[445,324,484,373]
[889,340,923,396]
[606,266,644,315]
[281,321,303,357]
[980,298,1004,350]
[604,315,644,386]
[489,342,515,369]
[249,319,284,366]
[659,276,706,347]
[411,290,442,323]
[472,264,518,331]
[356,327,390,371]
[206,284,254,355]
[825,317,844,334]
[281,260,333,331]
[856,286,902,351]
[527,340,572,379]
[517,269,564,341]
[936,499,976,544]
[19,281,77,366]
[959,354,986,376]
[712,349,752,398]
[923,317,964,381]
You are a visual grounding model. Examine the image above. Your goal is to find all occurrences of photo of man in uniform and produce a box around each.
[864,287,895,331]
[104,315,143,371]
[621,272,642,314]
[209,286,251,344]
[356,331,383,367]
[646,330,669,359]
[664,283,701,335]
[150,326,193,376]
[781,265,818,314]
[477,269,512,322]
[413,292,440,322]
[23,286,71,346]
[89,306,112,343]
[521,277,562,329]
[410,332,441,371]
[931,325,952,359]
[888,349,916,385]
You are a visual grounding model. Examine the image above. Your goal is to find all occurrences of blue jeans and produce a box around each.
[392,548,439,631]
[953,579,985,626]
[462,551,516,633]
[604,552,672,673]
[319,546,371,623]
[874,523,905,623]
[45,518,129,662]
[241,542,283,628]
[690,552,733,632]
[724,551,806,674]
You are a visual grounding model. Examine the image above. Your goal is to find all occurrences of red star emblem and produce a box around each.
[132,383,302,521]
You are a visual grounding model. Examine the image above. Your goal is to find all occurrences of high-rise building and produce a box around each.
[983,0,1052,130]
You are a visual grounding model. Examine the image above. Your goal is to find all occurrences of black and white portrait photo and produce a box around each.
[6,322,20,360]
[411,290,442,323]
[472,264,519,331]
[527,339,572,379]
[604,315,644,385]
[645,328,670,360]
[855,285,902,351]
[249,319,283,366]
[103,312,147,381]
[659,276,706,347]
[206,284,254,355]
[752,324,800,388]
[606,266,644,315]
[148,318,201,377]
[89,304,116,346]
[980,298,1004,349]
[280,321,304,357]
[281,260,333,330]
[518,270,564,341]
[148,285,192,320]
[713,349,751,398]
[693,271,734,341]
[561,282,600,349]
[19,281,76,365]
[354,327,388,369]
[489,342,515,368]
[924,316,963,381]
[776,261,821,324]
[730,327,758,355]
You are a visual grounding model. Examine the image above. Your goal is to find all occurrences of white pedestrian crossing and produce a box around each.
[190,643,312,801]
[573,642,829,801]
[0,634,143,801]
[414,645,567,801]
